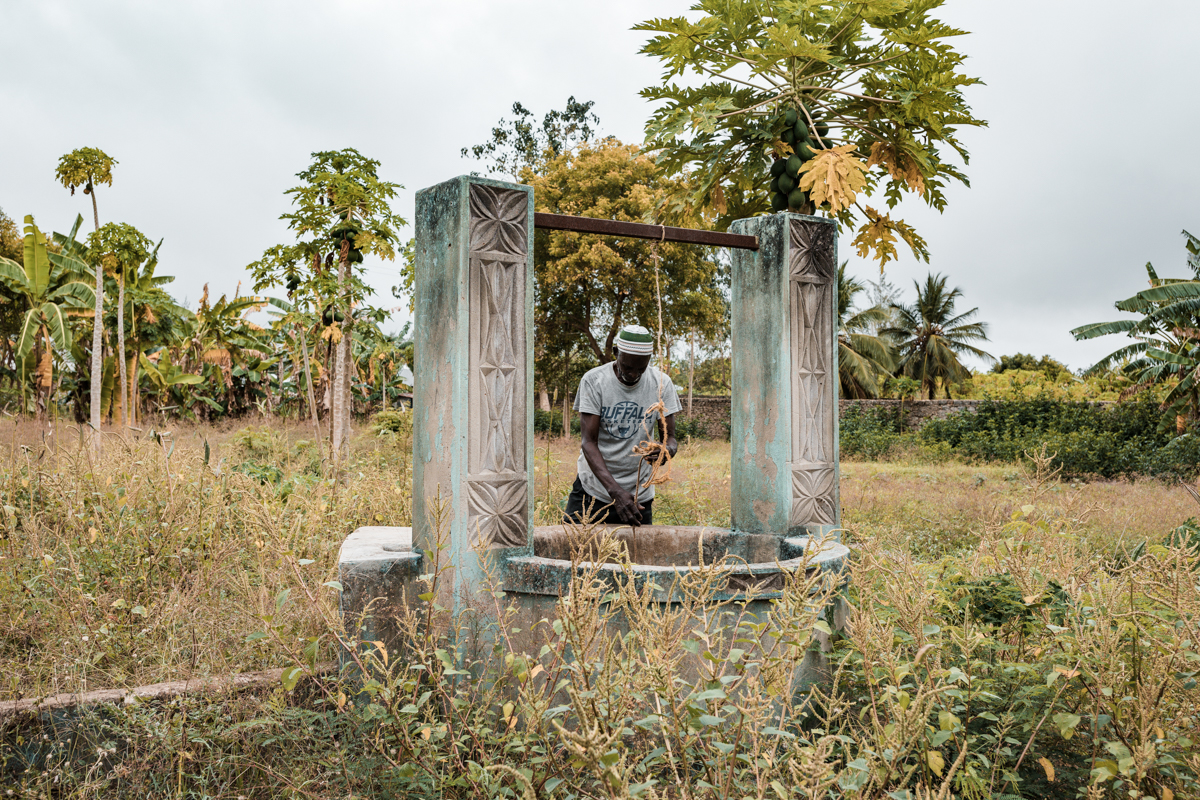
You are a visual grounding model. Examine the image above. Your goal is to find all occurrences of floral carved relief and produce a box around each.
[469,184,528,256]
[467,184,529,548]
[788,218,837,529]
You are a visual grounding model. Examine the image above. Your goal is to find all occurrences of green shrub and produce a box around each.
[533,408,582,435]
[371,408,413,438]
[839,402,903,460]
[919,397,1195,479]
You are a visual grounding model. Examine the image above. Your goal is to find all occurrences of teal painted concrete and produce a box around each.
[413,175,534,620]
[729,212,840,539]
[730,214,791,535]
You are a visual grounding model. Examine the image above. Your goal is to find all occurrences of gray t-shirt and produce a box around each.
[574,364,682,503]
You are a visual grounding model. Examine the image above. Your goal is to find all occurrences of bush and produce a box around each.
[533,408,582,435]
[839,402,903,460]
[919,397,1196,479]
[371,408,413,438]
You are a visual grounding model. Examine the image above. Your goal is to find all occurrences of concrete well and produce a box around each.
[340,175,847,678]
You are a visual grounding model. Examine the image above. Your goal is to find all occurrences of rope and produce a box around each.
[632,234,674,494]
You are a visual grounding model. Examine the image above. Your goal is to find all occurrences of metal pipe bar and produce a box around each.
[533,212,758,251]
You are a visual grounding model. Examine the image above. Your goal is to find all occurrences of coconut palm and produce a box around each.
[837,263,896,399]
[1072,230,1200,429]
[0,216,95,418]
[883,273,993,399]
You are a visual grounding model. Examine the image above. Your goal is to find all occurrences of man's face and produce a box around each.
[614,350,652,386]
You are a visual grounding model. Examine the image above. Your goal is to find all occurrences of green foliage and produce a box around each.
[234,460,284,485]
[371,408,414,438]
[839,401,903,459]
[838,262,896,398]
[635,0,985,264]
[54,147,117,197]
[86,221,152,279]
[0,206,21,264]
[1073,229,1200,428]
[0,216,94,398]
[992,353,1073,379]
[533,408,583,436]
[920,397,1199,479]
[461,96,601,180]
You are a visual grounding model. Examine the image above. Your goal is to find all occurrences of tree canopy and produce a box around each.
[635,0,985,265]
[527,138,728,369]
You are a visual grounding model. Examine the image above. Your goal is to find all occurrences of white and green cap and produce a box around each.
[615,324,654,356]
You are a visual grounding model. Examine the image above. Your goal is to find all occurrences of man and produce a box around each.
[564,325,681,527]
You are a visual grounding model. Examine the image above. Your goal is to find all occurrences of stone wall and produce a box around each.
[677,397,1001,437]
[841,399,982,431]
[676,395,734,439]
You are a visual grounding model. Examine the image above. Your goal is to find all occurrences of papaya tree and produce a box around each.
[250,149,405,480]
[87,223,152,427]
[55,148,117,440]
[635,0,985,265]
[0,216,95,419]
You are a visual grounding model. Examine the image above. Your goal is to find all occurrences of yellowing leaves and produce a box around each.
[852,206,930,267]
[1037,757,1055,782]
[867,141,926,196]
[796,146,867,214]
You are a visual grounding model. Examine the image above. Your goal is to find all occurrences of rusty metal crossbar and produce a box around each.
[533,212,758,251]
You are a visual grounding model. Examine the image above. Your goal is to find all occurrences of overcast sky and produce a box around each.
[3,0,1199,372]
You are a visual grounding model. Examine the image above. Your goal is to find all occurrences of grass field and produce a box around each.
[4,420,1199,798]
[2,422,1192,701]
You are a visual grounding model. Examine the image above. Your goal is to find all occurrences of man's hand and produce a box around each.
[666,436,678,458]
[610,487,644,527]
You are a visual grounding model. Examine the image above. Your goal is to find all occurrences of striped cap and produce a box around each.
[616,325,654,356]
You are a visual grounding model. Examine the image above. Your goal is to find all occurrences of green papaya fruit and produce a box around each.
[786,154,802,178]
[348,249,364,263]
[787,188,807,210]
[770,159,786,178]
[334,310,345,322]
[770,191,788,212]
[784,108,797,128]
[769,176,780,194]
[781,128,795,145]
[778,173,796,195]
[816,122,829,138]
[795,140,815,160]
[794,118,808,141]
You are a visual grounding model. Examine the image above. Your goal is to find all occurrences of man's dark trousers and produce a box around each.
[562,476,654,525]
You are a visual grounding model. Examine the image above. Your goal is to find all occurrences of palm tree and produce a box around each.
[55,148,117,445]
[0,216,95,419]
[837,263,896,399]
[1072,230,1200,430]
[883,273,993,399]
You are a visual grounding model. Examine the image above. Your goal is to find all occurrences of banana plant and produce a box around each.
[1073,230,1200,430]
[139,351,203,416]
[0,215,94,417]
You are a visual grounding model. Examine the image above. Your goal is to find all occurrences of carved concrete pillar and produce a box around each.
[413,177,534,611]
[729,213,839,539]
